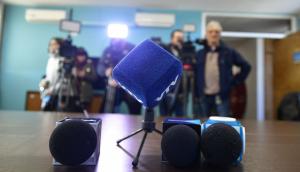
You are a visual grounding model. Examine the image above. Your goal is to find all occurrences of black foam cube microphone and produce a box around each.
[161,118,201,168]
[201,117,245,167]
[49,118,101,166]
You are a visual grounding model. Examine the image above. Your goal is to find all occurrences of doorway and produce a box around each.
[224,38,257,120]
[202,12,297,120]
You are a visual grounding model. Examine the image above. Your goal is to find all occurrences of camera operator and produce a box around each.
[72,48,97,110]
[159,29,185,116]
[97,38,142,114]
[195,21,251,117]
[40,37,63,110]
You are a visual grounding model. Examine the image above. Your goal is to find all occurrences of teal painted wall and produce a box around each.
[0,5,202,110]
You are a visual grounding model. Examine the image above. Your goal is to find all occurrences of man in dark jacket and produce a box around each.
[159,29,185,116]
[97,38,142,114]
[73,48,97,110]
[196,21,251,117]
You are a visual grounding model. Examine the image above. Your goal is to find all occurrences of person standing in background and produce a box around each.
[72,48,97,110]
[195,21,251,117]
[159,29,185,116]
[97,39,142,114]
[40,37,63,110]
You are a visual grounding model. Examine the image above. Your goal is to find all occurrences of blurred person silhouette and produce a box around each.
[195,21,251,117]
[40,37,63,111]
[72,48,97,110]
[159,29,185,116]
[97,38,142,114]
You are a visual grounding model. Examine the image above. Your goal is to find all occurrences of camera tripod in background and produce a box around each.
[51,59,81,112]
[103,77,117,113]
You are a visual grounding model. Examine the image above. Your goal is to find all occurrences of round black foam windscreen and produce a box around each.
[201,123,242,167]
[161,124,200,168]
[49,119,97,166]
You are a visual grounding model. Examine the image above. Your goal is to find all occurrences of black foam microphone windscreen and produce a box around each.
[161,124,200,168]
[201,123,242,167]
[49,120,97,166]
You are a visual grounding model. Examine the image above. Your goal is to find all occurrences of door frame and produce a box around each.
[201,12,297,39]
[201,12,298,120]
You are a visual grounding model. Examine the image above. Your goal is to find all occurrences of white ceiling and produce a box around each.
[2,0,300,15]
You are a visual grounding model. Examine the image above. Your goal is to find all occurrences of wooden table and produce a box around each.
[0,111,300,172]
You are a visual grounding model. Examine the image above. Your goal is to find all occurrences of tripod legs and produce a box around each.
[117,128,144,145]
[154,128,163,135]
[117,127,162,167]
[117,108,162,167]
[132,131,148,167]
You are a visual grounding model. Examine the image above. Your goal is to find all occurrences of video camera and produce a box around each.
[59,38,78,59]
[180,40,196,70]
[180,37,204,71]
[58,20,82,74]
[58,37,77,74]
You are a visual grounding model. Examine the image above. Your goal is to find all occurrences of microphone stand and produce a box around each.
[116,107,162,167]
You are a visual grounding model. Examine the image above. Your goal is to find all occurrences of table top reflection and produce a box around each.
[0,111,300,172]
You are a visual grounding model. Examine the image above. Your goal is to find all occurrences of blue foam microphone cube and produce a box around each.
[202,116,246,162]
[112,39,183,108]
[162,118,202,135]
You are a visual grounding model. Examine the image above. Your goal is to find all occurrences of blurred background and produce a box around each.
[0,0,300,121]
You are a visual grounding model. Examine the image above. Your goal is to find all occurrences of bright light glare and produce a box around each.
[107,23,128,39]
